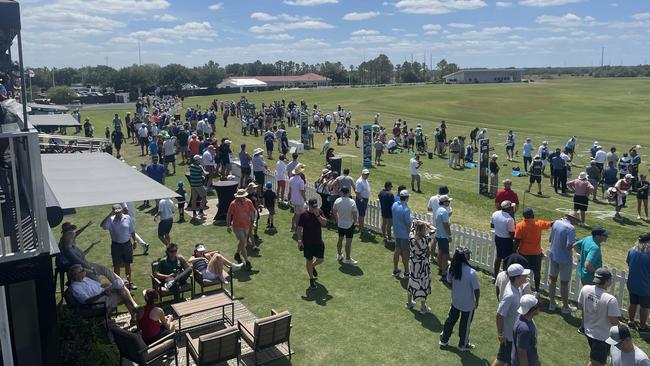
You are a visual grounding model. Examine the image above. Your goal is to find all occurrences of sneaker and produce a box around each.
[458,343,476,352]
[406,301,415,309]
[343,258,358,266]
[403,272,411,278]
[218,275,229,284]
[231,263,244,271]
[561,306,577,314]
[438,339,448,347]
[312,268,318,278]
[337,254,344,261]
[309,279,318,289]
[578,326,585,335]
[638,216,642,220]
[129,283,137,290]
[234,252,242,264]
[420,305,432,314]
[548,303,557,312]
[142,243,150,255]
[392,269,402,277]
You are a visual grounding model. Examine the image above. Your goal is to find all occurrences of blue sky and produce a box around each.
[15,0,650,69]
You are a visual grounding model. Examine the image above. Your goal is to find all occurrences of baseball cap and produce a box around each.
[605,324,632,345]
[500,200,516,210]
[399,189,410,197]
[362,168,370,175]
[594,268,612,284]
[639,233,650,243]
[507,263,530,277]
[592,227,609,237]
[177,180,184,187]
[522,207,534,218]
[265,182,272,189]
[308,198,319,208]
[195,244,206,252]
[518,294,539,315]
[625,173,634,180]
[193,154,201,161]
[438,195,452,203]
[112,203,123,212]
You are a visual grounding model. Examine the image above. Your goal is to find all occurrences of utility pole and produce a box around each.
[601,46,605,67]
[52,69,55,88]
[138,41,142,65]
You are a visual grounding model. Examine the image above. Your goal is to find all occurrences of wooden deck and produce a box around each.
[115,297,293,366]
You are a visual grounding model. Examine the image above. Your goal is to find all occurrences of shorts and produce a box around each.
[277,180,286,189]
[338,225,355,239]
[587,336,610,365]
[292,202,305,214]
[549,260,573,282]
[233,229,248,243]
[254,171,265,185]
[266,206,275,215]
[395,238,410,251]
[496,340,513,363]
[241,166,251,176]
[495,236,514,259]
[506,145,514,152]
[574,195,589,211]
[522,254,542,273]
[436,237,450,254]
[529,175,541,184]
[304,243,325,260]
[617,195,627,208]
[629,291,650,308]
[164,155,175,163]
[356,198,368,216]
[158,218,173,237]
[588,180,598,190]
[179,145,188,153]
[111,241,133,266]
[191,186,207,198]
[139,137,148,146]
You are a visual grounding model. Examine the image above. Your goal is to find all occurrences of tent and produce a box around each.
[217,78,267,90]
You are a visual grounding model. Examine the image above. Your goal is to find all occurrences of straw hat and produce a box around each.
[292,164,305,175]
[234,189,248,198]
[578,172,588,180]
[253,147,264,155]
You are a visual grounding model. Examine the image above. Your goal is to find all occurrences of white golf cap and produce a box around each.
[195,244,206,252]
[362,168,370,175]
[507,263,530,277]
[518,294,539,315]
[399,189,410,197]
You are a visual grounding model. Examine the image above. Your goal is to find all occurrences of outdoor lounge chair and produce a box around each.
[150,261,194,302]
[238,309,292,366]
[192,262,234,298]
[63,286,115,328]
[185,325,241,365]
[110,325,178,366]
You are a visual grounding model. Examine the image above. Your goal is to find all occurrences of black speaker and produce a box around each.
[329,157,342,175]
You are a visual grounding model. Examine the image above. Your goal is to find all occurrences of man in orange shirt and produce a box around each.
[188,134,200,164]
[514,207,552,293]
[226,189,257,271]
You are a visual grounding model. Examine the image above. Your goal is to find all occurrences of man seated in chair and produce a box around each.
[136,289,176,345]
[68,264,138,320]
[153,243,192,301]
[188,243,244,285]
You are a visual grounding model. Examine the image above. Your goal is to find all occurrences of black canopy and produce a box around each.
[0,1,20,53]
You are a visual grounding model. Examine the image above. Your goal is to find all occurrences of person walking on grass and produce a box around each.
[410,154,423,193]
[275,155,288,202]
[626,233,650,334]
[435,195,453,283]
[522,138,533,172]
[263,182,277,229]
[505,130,515,162]
[355,169,371,235]
[297,199,327,289]
[100,204,137,290]
[153,197,175,247]
[607,324,650,365]
[491,201,516,281]
[378,181,394,242]
[439,246,480,352]
[189,155,207,219]
[492,264,530,366]
[514,207,552,294]
[578,268,621,366]
[526,155,544,195]
[333,187,359,266]
[226,189,256,271]
[407,220,435,312]
[586,161,601,202]
[548,213,580,313]
[391,189,412,277]
[568,172,595,225]
[288,165,306,232]
[512,294,541,366]
[636,174,649,220]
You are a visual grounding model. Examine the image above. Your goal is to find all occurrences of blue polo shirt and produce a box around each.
[577,235,602,284]
[435,207,450,239]
[391,201,411,240]
[627,248,650,297]
[146,163,165,184]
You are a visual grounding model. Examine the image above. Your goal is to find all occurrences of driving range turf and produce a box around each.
[68,78,650,365]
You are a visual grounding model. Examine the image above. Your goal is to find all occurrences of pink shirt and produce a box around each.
[568,179,594,196]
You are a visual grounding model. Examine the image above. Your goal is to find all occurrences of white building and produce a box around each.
[443,69,523,84]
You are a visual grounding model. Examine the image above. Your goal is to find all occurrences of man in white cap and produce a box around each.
[568,172,595,224]
[537,141,549,175]
[578,267,621,366]
[606,324,650,366]
[512,294,540,366]
[100,204,137,289]
[435,195,453,282]
[355,169,372,234]
[491,200,516,280]
[288,164,306,232]
[333,187,359,265]
[593,145,607,171]
[492,263,530,366]
[614,174,634,218]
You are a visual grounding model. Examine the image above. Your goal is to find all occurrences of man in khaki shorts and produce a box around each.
[226,188,256,270]
[288,164,306,232]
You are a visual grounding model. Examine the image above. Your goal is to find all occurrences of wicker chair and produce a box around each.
[185,326,240,365]
[238,309,292,366]
[110,325,178,366]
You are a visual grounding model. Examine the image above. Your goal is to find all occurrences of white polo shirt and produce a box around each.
[202,150,215,167]
[158,198,176,220]
[355,177,371,199]
[491,210,515,238]
[101,214,135,243]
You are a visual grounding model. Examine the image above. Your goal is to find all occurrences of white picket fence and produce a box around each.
[229,160,633,318]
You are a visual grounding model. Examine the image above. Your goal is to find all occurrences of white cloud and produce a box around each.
[445,26,512,39]
[448,22,474,28]
[110,21,217,45]
[495,1,513,7]
[342,35,395,44]
[392,28,406,32]
[519,0,582,7]
[395,0,487,15]
[422,24,442,31]
[536,13,596,28]
[23,8,126,32]
[153,14,176,22]
[249,20,334,33]
[251,12,277,21]
[208,2,223,11]
[30,0,170,15]
[631,13,650,21]
[351,29,381,36]
[283,0,338,5]
[343,11,381,21]
[250,13,318,21]
[255,34,295,41]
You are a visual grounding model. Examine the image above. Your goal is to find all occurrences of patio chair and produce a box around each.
[150,261,194,302]
[63,286,114,328]
[193,262,234,298]
[185,326,240,366]
[238,309,292,366]
[110,325,178,366]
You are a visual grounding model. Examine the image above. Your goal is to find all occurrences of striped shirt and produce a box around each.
[189,163,204,187]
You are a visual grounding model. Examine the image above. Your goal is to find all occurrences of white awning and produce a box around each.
[41,153,179,209]
[29,114,80,127]
[217,78,267,88]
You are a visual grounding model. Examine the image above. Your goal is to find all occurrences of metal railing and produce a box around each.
[38,133,109,153]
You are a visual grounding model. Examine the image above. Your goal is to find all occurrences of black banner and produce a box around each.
[478,138,490,194]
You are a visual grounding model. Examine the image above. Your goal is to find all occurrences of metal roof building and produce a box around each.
[443,69,523,84]
[218,73,331,90]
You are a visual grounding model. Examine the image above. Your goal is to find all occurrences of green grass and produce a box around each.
[67,78,650,365]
